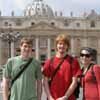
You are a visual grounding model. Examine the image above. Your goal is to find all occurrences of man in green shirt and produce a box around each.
[2,37,42,100]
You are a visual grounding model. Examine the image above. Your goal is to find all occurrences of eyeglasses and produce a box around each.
[80,53,91,58]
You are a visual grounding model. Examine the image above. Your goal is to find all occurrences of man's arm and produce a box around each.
[37,79,42,100]
[64,77,77,98]
[2,77,9,100]
[56,77,77,100]
[43,76,54,100]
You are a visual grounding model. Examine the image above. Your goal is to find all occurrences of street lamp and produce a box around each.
[0,31,20,58]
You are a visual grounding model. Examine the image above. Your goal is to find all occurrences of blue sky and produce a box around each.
[0,0,100,16]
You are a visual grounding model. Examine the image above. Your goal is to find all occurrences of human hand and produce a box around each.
[48,96,55,100]
[56,96,68,100]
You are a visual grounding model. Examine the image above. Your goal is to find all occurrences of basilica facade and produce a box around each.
[0,0,100,67]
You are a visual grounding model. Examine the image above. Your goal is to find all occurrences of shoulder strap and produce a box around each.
[91,64,99,98]
[91,64,97,82]
[68,55,74,74]
[49,54,68,86]
[11,58,33,87]
[68,55,73,65]
[87,63,94,70]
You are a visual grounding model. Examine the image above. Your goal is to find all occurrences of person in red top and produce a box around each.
[43,34,81,100]
[80,47,100,100]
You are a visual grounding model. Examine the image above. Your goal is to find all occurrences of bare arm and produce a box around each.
[37,79,42,100]
[43,76,54,100]
[57,77,77,100]
[65,77,77,98]
[2,77,9,100]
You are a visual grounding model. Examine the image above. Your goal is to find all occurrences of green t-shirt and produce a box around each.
[3,56,42,100]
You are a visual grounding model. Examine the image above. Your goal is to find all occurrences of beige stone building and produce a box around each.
[0,0,100,67]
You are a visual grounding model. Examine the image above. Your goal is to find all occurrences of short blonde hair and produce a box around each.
[55,34,70,49]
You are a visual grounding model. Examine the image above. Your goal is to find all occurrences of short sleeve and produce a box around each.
[3,58,13,78]
[94,65,100,82]
[72,58,82,77]
[42,59,51,77]
[93,65,100,99]
[35,60,42,80]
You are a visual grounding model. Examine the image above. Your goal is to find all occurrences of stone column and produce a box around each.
[71,37,75,54]
[47,38,51,59]
[11,42,14,57]
[98,39,100,52]
[35,37,39,60]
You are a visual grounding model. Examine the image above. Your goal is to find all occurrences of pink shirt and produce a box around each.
[82,64,100,100]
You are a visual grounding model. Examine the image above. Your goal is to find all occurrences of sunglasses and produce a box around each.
[80,53,91,58]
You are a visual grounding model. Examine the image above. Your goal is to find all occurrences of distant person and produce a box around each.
[43,34,81,100]
[2,37,42,100]
[80,47,100,100]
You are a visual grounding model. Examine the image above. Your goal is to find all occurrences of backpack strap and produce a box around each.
[67,55,74,75]
[48,54,68,86]
[91,64,99,98]
[84,63,96,81]
[68,55,73,64]
[11,58,33,86]
[91,64,97,83]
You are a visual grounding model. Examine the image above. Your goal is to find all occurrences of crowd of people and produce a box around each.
[1,34,100,100]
